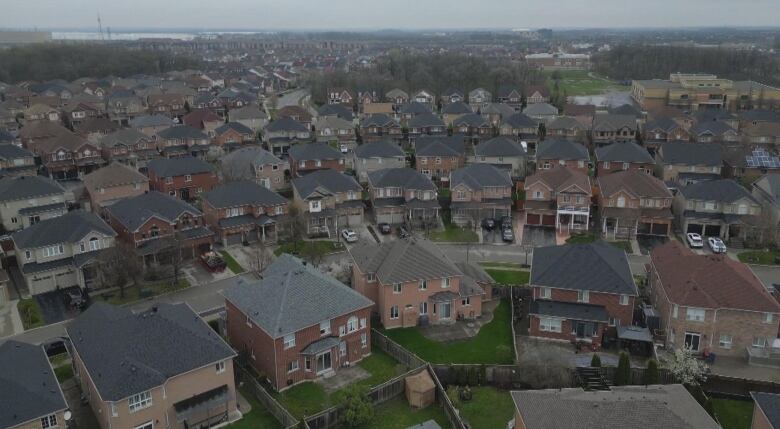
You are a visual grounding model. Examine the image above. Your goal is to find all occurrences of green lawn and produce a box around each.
[565,232,597,244]
[712,398,753,429]
[17,298,44,330]
[485,269,529,285]
[227,387,283,429]
[98,279,190,305]
[381,300,514,364]
[457,387,516,429]
[611,241,633,254]
[220,250,246,274]
[352,396,450,429]
[427,225,479,243]
[737,250,780,265]
[54,365,74,383]
[274,240,345,257]
[545,70,630,96]
[478,262,524,269]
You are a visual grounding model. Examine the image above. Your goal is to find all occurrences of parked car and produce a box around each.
[707,237,727,253]
[397,225,410,239]
[500,216,513,229]
[63,288,86,310]
[686,232,703,248]
[378,223,392,234]
[200,251,227,273]
[341,229,358,243]
[502,228,514,243]
[340,144,349,154]
[482,218,496,230]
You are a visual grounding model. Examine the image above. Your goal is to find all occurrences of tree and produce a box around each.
[643,359,660,385]
[95,241,143,298]
[284,205,307,254]
[340,386,373,428]
[248,239,271,273]
[614,352,631,386]
[538,122,547,141]
[590,353,602,368]
[668,347,708,386]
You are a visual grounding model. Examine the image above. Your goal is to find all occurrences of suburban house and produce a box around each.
[264,117,311,156]
[360,113,403,144]
[12,210,116,295]
[524,167,592,232]
[147,93,186,118]
[385,88,409,106]
[147,156,218,201]
[128,114,174,137]
[66,302,239,429]
[367,167,439,227]
[221,146,289,191]
[673,179,762,242]
[202,180,288,245]
[0,175,72,232]
[314,116,356,147]
[360,102,395,120]
[407,113,447,142]
[0,143,36,177]
[213,122,255,150]
[750,392,780,429]
[398,102,433,124]
[99,128,159,170]
[328,87,355,105]
[106,191,214,263]
[752,173,780,243]
[648,241,780,356]
[535,139,589,174]
[510,385,720,429]
[224,255,373,391]
[277,105,314,129]
[691,121,739,144]
[499,113,539,148]
[642,117,691,151]
[480,103,516,127]
[594,141,655,176]
[597,170,674,239]
[412,90,435,107]
[523,103,558,124]
[415,135,466,183]
[524,85,551,104]
[0,340,68,429]
[183,109,223,136]
[291,169,364,237]
[440,88,464,105]
[441,101,473,125]
[468,88,492,110]
[83,162,150,215]
[76,117,121,143]
[472,136,527,179]
[317,103,354,121]
[350,238,484,329]
[742,122,780,145]
[655,142,722,185]
[229,105,268,133]
[36,132,105,180]
[529,242,638,348]
[591,114,638,145]
[288,142,345,177]
[563,104,596,127]
[155,125,212,158]
[496,85,523,109]
[353,139,406,183]
[547,116,588,141]
[62,101,101,129]
[450,164,513,227]
[452,113,492,140]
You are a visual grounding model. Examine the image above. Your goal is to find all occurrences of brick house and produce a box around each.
[155,126,212,159]
[399,102,434,125]
[642,117,691,154]
[147,157,218,202]
[360,114,403,144]
[183,109,223,136]
[263,118,311,156]
[471,136,527,179]
[656,142,722,185]
[291,169,364,237]
[385,88,409,106]
[229,106,268,133]
[350,238,485,329]
[277,105,314,129]
[147,93,187,118]
[547,116,588,141]
[524,85,551,104]
[594,141,655,176]
[221,146,290,191]
[441,101,473,126]
[315,116,356,147]
[224,255,373,391]
[673,179,762,242]
[129,114,174,137]
[496,85,523,109]
[67,303,239,429]
[415,135,466,183]
[468,88,492,111]
[648,241,780,356]
[328,87,355,105]
[597,170,673,239]
[367,167,440,227]
[691,121,739,144]
[450,164,513,227]
[452,113,492,140]
[213,122,255,150]
[0,144,36,177]
[99,128,160,170]
[535,139,589,174]
[83,162,150,215]
[288,142,345,177]
[202,180,288,245]
[591,114,638,146]
[407,113,447,144]
[37,132,105,180]
[353,139,406,183]
[750,392,780,429]
[524,167,591,232]
[499,113,539,152]
[529,242,638,348]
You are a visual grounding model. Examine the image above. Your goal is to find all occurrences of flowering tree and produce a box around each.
[668,347,708,386]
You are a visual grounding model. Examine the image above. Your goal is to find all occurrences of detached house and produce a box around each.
[468,88,493,110]
[591,114,637,145]
[594,141,654,176]
[360,114,402,144]
[229,105,268,133]
[129,114,174,137]
[224,255,373,391]
[83,162,149,215]
[496,85,523,109]
[353,139,406,183]
[529,242,638,348]
[264,118,311,156]
[674,179,762,242]
[0,175,72,232]
[407,113,446,143]
[288,142,345,177]
[547,116,588,141]
[147,156,218,201]
[523,103,558,124]
[0,144,36,177]
[385,88,409,106]
[642,117,691,153]
[597,170,673,239]
[213,122,255,151]
[37,132,105,180]
[524,85,551,104]
[155,125,212,159]
[524,167,591,232]
[99,128,159,170]
[368,167,440,227]
[452,113,492,139]
[656,142,722,185]
[328,87,355,105]
[752,173,780,243]
[315,116,356,146]
[183,109,223,136]
[202,181,288,245]
[472,136,527,179]
[221,146,289,191]
[277,105,314,129]
[398,102,433,124]
[535,139,589,174]
[499,113,539,148]
[415,135,466,183]
[450,164,513,227]
[291,169,364,237]
[691,121,739,144]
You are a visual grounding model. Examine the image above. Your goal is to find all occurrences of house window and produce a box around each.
[686,308,705,322]
[283,334,296,349]
[393,283,402,294]
[165,177,173,184]
[287,360,299,373]
[128,391,153,413]
[435,157,441,164]
[88,237,100,251]
[577,290,589,303]
[360,318,366,329]
[320,320,331,335]
[672,304,679,318]
[578,160,585,168]
[738,204,748,215]
[603,162,610,169]
[457,191,465,199]
[419,302,428,315]
[305,357,312,371]
[41,414,58,429]
[339,341,347,357]
[462,297,471,306]
[216,361,226,373]
[134,423,153,429]
[443,277,450,289]
[367,273,376,282]
[719,335,733,349]
[609,317,619,327]
[347,316,358,333]
[184,175,192,182]
[299,160,306,168]
[619,295,629,305]
[753,337,767,348]
[309,200,321,212]
[43,245,64,258]
[25,250,32,260]
[617,196,626,208]
[361,333,367,348]
[419,280,427,290]
[765,313,774,324]
[227,207,243,218]
[533,191,542,199]
[390,306,399,319]
[150,226,160,237]
[622,162,629,170]
[704,202,715,211]
[540,287,551,299]
[539,317,562,333]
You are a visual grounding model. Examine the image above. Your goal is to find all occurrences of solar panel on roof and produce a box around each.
[747,149,780,169]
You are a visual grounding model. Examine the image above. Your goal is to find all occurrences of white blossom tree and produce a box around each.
[668,346,708,386]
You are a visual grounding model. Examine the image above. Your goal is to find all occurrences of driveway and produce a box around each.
[521,226,556,247]
[637,235,669,255]
[34,287,84,325]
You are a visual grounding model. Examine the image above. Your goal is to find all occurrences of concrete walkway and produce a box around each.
[0,300,23,338]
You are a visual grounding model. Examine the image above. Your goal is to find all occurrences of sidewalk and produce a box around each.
[0,300,23,338]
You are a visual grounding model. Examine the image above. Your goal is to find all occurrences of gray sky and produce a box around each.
[2,0,779,30]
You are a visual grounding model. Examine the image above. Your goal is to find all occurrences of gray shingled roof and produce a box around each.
[368,167,436,191]
[453,113,489,127]
[221,146,284,179]
[0,144,32,160]
[66,303,235,402]
[203,181,286,208]
[0,341,68,429]
[408,113,445,128]
[523,103,558,116]
[317,103,354,121]
[475,137,526,157]
[147,156,214,177]
[222,255,373,338]
[362,113,398,128]
[751,392,780,428]
[229,105,268,121]
[156,125,209,140]
[83,162,148,190]
[292,169,361,199]
[288,142,344,161]
[129,114,174,129]
[644,117,682,134]
[416,136,465,157]
[107,191,202,231]
[350,238,462,284]
[691,120,735,136]
[12,210,115,249]
[100,128,152,148]
[531,242,637,295]
[441,101,473,115]
[593,114,637,132]
[679,179,757,204]
[399,102,432,115]
[595,141,653,163]
[503,113,538,128]
[659,142,722,166]
[265,117,309,133]
[753,173,780,205]
[536,139,589,161]
[451,164,512,190]
[354,140,405,159]
[0,175,66,202]
[215,121,254,136]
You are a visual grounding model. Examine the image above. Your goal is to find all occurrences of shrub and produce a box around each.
[614,352,631,386]
[446,385,462,409]
[643,359,660,385]
[340,386,373,428]
[590,353,601,367]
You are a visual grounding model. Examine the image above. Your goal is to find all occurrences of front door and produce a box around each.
[440,302,452,319]
[684,332,701,352]
[316,351,332,374]
[576,322,586,338]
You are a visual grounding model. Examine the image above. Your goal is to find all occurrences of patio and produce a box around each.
[314,365,371,393]
[419,299,499,342]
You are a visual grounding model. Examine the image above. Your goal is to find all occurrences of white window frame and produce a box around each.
[361,333,367,348]
[216,361,226,374]
[128,391,153,413]
[539,287,551,299]
[672,304,679,319]
[577,290,589,303]
[539,317,562,333]
[393,283,402,294]
[686,307,705,322]
[764,313,774,324]
[753,337,767,348]
[719,334,732,349]
[419,280,427,290]
[134,422,153,429]
[619,294,629,306]
[319,320,331,336]
[442,277,450,289]
[419,302,428,315]
[347,316,358,333]
[184,174,192,182]
[288,359,300,373]
[283,334,296,349]
[390,306,399,319]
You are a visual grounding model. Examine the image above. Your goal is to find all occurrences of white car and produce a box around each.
[707,237,727,253]
[686,232,703,248]
[341,229,358,243]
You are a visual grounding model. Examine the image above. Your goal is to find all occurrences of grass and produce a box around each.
[49,353,74,383]
[227,386,283,429]
[457,387,516,429]
[98,279,190,305]
[274,240,345,257]
[566,232,597,244]
[485,269,529,285]
[478,262,524,269]
[427,224,479,243]
[17,298,44,330]
[611,240,633,254]
[712,398,753,429]
[545,69,629,96]
[220,250,246,274]
[737,249,780,265]
[381,300,514,364]
[352,396,450,429]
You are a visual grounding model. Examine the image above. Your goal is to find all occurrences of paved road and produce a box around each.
[746,264,780,291]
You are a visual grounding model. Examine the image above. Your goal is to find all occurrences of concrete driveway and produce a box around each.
[521,226,556,247]
[34,287,83,325]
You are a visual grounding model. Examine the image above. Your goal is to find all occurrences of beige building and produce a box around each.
[83,162,150,215]
[0,175,72,232]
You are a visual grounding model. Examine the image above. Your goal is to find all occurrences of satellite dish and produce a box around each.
[64,410,72,421]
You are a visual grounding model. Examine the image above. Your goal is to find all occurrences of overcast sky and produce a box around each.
[2,0,780,31]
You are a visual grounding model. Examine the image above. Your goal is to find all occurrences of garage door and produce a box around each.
[686,223,703,234]
[542,215,556,226]
[224,233,243,247]
[526,214,541,225]
[347,214,363,226]
[651,223,669,236]
[637,222,652,235]
[703,224,721,237]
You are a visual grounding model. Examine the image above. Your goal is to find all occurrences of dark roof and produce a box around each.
[361,113,398,128]
[595,141,654,163]
[129,114,174,129]
[215,121,253,136]
[408,113,445,128]
[317,104,354,121]
[503,113,539,128]
[203,181,286,208]
[223,255,373,338]
[354,140,405,158]
[475,137,526,157]
[531,242,637,295]
[0,130,15,143]
[644,117,682,133]
[66,303,235,401]
[292,169,361,198]
[288,142,344,161]
[100,128,152,148]
[453,113,489,127]
[265,117,309,133]
[598,170,671,199]
[441,101,473,115]
[368,168,436,191]
[0,341,67,429]
[694,109,736,123]
[0,143,33,160]
[536,139,589,161]
[416,135,465,157]
[608,103,642,117]
[739,109,780,123]
[0,175,65,202]
[221,146,284,179]
[399,102,432,115]
[147,156,214,177]
[12,210,115,249]
[350,238,461,284]
[751,392,780,428]
[659,142,722,166]
[592,114,636,132]
[679,179,757,204]
[107,191,202,231]
[691,120,736,136]
[451,164,512,189]
[530,300,609,322]
[156,125,209,140]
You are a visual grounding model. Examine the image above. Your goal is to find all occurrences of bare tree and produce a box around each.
[283,205,307,254]
[249,239,271,273]
[95,241,143,298]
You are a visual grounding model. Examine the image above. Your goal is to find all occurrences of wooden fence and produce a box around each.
[428,364,468,429]
[703,373,780,398]
[235,364,300,428]
[597,366,677,386]
[433,364,577,390]
[372,328,427,369]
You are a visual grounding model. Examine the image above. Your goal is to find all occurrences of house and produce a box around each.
[440,88,464,105]
[12,210,116,294]
[367,167,439,227]
[224,254,373,391]
[594,141,654,176]
[691,121,739,144]
[471,136,527,178]
[480,103,516,127]
[350,238,484,329]
[742,122,780,146]
[642,117,691,154]
[106,191,214,263]
[277,105,314,129]
[412,90,435,108]
[353,139,406,183]
[288,142,345,177]
[315,116,356,146]
[499,113,539,150]
[468,88,493,110]
[523,103,558,124]
[535,139,589,173]
[398,102,433,124]
[128,114,174,137]
[0,175,72,232]
[674,179,762,242]
[98,128,159,170]
[648,241,780,356]
[202,181,288,245]
[221,146,289,191]
[750,392,780,429]
[524,85,551,104]
[385,88,409,106]
[19,121,72,151]
[155,126,212,159]
[591,114,637,145]
[452,113,492,139]
[23,103,60,124]
[752,173,780,243]
[360,114,402,144]
[655,142,722,185]
[183,109,223,136]
[328,87,355,105]
[317,103,354,122]
[37,132,105,180]
[529,242,638,347]
[76,117,121,143]
[547,116,587,141]
[67,302,239,429]
[229,105,268,132]
[524,167,591,232]
[415,135,466,183]
[496,85,523,109]
[360,102,395,119]
[450,164,513,227]
[510,385,720,429]
[0,340,68,429]
[691,109,739,131]
[407,113,446,142]
[563,103,596,127]
[147,93,186,118]
[83,162,150,215]
[264,117,311,156]
[597,170,673,239]
[291,169,364,237]
[0,144,36,177]
[213,122,255,150]
[147,156,218,201]
[62,101,101,128]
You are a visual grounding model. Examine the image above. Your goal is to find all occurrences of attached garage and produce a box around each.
[651,223,670,236]
[27,268,78,296]
[686,223,703,234]
[542,215,556,226]
[703,224,722,237]
[526,213,541,225]
[224,233,243,247]
[376,209,405,225]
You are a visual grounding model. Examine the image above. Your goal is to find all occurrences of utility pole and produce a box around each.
[97,13,104,41]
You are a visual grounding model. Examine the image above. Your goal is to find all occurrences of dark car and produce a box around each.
[397,225,410,238]
[500,216,513,229]
[502,228,514,242]
[482,218,496,230]
[378,223,392,234]
[64,288,86,310]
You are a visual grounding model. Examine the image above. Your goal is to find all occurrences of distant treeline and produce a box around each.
[305,52,545,106]
[593,45,780,87]
[0,44,201,83]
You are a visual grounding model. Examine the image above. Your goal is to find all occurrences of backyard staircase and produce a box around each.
[576,367,610,391]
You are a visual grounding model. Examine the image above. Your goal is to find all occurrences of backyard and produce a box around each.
[456,387,516,429]
[97,279,190,306]
[737,250,780,265]
[352,396,450,429]
[484,269,529,285]
[545,70,630,96]
[712,398,753,429]
[381,300,514,364]
[274,240,345,257]
[227,387,283,429]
